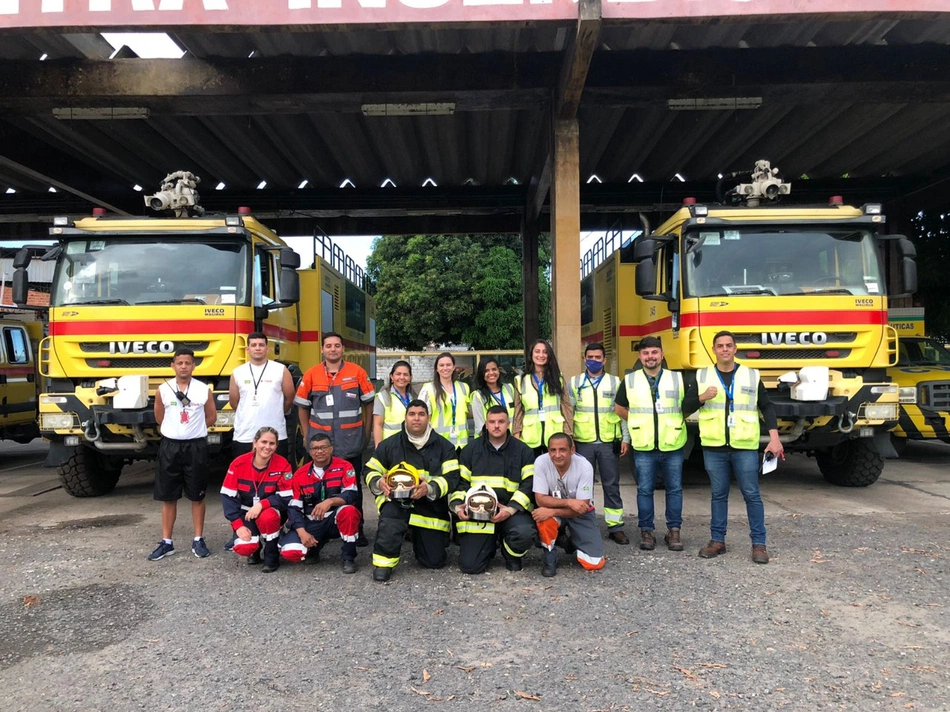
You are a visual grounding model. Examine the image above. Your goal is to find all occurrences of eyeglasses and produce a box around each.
[310,444,332,452]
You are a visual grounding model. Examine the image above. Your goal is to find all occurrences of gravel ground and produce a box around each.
[0,453,948,711]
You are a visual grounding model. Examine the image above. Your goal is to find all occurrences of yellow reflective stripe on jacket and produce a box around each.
[469,475,508,491]
[624,370,687,452]
[696,366,760,449]
[375,494,388,511]
[458,464,473,482]
[449,490,466,505]
[510,490,533,511]
[428,476,449,498]
[457,520,495,536]
[409,513,452,532]
[442,459,459,475]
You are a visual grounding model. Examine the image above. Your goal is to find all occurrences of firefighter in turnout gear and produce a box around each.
[279,433,362,574]
[220,427,293,573]
[614,336,687,552]
[364,399,461,582]
[569,342,630,545]
[451,406,537,574]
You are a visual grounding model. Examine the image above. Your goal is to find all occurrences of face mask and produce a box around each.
[585,359,605,374]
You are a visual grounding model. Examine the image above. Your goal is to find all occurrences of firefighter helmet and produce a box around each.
[385,461,421,499]
[464,484,499,521]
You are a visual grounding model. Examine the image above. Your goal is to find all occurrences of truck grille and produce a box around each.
[922,381,950,409]
[85,357,204,369]
[79,341,210,353]
[737,349,852,360]
[734,332,857,345]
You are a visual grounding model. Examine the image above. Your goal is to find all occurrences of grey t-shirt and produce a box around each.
[532,453,594,504]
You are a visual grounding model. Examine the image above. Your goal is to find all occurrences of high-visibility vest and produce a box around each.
[696,365,761,450]
[569,372,623,444]
[375,388,414,442]
[623,370,687,452]
[519,374,566,449]
[421,380,471,449]
[471,383,517,430]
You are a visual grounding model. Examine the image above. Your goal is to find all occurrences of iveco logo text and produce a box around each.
[108,341,176,354]
[760,332,828,345]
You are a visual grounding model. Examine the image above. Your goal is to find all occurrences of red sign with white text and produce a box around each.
[0,0,944,30]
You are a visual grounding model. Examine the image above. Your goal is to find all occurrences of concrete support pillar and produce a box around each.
[549,118,582,377]
[521,216,541,349]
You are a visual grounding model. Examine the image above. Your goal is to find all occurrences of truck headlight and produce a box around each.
[214,411,235,428]
[40,413,77,430]
[40,396,68,405]
[870,385,897,395]
[864,404,898,420]
[898,387,917,404]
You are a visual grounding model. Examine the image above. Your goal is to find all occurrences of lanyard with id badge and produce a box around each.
[248,362,268,407]
[715,367,738,428]
[533,374,546,422]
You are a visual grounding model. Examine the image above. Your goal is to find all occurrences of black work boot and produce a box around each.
[541,549,558,578]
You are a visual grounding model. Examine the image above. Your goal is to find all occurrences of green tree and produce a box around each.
[911,210,950,341]
[367,233,552,349]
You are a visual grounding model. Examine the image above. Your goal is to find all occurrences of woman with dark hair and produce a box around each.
[470,357,519,433]
[373,360,415,445]
[419,352,470,450]
[514,339,573,456]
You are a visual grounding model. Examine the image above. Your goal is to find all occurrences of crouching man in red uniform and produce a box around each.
[220,426,293,573]
[279,433,362,574]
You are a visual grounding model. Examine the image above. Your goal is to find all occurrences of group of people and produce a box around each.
[147,328,784,579]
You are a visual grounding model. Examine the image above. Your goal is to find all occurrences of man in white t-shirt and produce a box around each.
[148,348,217,562]
[532,433,606,577]
[229,331,295,460]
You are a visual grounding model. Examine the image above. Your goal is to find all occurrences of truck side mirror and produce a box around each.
[633,238,659,263]
[12,269,29,306]
[278,247,301,305]
[12,247,32,270]
[898,237,917,295]
[636,259,657,296]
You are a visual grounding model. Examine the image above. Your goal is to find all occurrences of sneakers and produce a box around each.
[752,544,770,564]
[505,558,523,572]
[191,537,211,558]
[342,560,358,575]
[223,536,234,552]
[639,529,656,550]
[608,530,630,546]
[373,566,392,582]
[698,540,727,558]
[147,541,175,561]
[664,528,684,551]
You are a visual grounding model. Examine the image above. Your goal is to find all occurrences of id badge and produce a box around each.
[250,396,260,408]
[655,403,664,414]
[325,394,334,407]
[450,427,457,438]
[252,496,260,505]
[727,414,736,428]
[539,410,547,422]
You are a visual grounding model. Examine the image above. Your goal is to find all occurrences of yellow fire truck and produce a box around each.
[0,317,41,444]
[581,161,917,486]
[11,172,375,496]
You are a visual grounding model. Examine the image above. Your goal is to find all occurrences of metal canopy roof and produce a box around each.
[1,12,949,236]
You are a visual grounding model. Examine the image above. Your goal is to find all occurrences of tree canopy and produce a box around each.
[366,233,551,350]
[911,210,950,341]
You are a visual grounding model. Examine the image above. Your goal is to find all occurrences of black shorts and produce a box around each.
[232,439,290,461]
[155,438,209,502]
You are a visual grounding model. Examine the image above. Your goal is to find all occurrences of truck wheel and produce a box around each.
[287,415,306,469]
[58,447,123,497]
[816,439,884,487]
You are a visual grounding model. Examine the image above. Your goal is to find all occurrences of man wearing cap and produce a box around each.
[614,335,687,552]
[683,330,784,564]
[568,342,631,545]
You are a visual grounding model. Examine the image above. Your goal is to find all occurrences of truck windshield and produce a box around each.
[683,227,883,298]
[898,338,950,367]
[51,238,249,307]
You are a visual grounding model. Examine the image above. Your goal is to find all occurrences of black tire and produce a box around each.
[58,447,123,497]
[816,438,884,487]
[287,414,306,469]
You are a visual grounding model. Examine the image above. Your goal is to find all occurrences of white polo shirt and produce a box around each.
[532,453,594,504]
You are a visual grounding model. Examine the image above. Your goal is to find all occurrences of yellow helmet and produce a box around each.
[385,462,421,499]
[464,484,499,521]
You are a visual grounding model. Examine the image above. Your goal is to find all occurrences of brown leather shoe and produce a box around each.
[608,530,630,546]
[639,529,656,550]
[664,528,684,551]
[698,540,727,558]
[752,544,769,564]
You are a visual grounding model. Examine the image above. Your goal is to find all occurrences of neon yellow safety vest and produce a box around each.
[519,374,565,449]
[375,389,412,442]
[623,370,687,452]
[422,381,471,449]
[696,365,761,450]
[569,372,622,444]
[470,383,517,430]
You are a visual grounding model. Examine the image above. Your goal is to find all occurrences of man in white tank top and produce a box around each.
[229,332,295,460]
[148,348,218,562]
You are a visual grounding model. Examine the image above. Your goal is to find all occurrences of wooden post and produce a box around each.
[521,215,541,349]
[549,118,582,378]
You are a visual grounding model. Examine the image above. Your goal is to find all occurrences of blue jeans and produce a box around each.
[633,449,683,531]
[702,448,766,546]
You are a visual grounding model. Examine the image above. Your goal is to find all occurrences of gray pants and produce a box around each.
[540,509,606,570]
[576,440,624,531]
